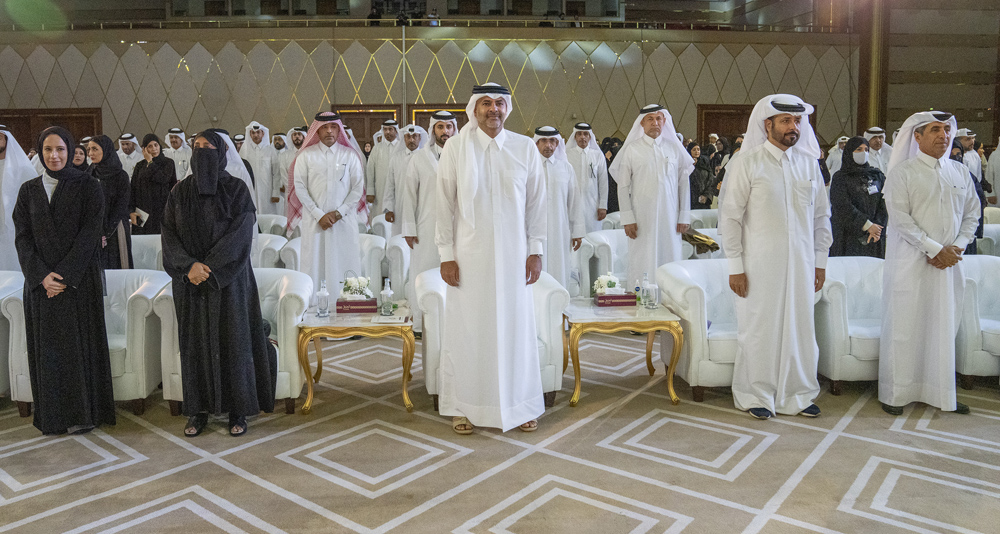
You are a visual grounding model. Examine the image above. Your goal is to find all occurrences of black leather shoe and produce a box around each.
[954,402,971,414]
[881,403,904,416]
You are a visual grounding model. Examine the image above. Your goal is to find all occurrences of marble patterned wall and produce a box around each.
[0,28,858,145]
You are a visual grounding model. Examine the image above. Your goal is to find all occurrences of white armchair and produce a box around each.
[415,268,570,409]
[256,234,288,268]
[2,276,30,417]
[984,207,1000,225]
[977,224,1000,256]
[956,255,1000,389]
[155,267,313,415]
[568,238,595,298]
[0,271,24,400]
[689,209,719,230]
[657,259,737,402]
[278,235,386,281]
[370,213,390,241]
[257,214,288,235]
[386,234,410,303]
[601,212,622,230]
[131,234,163,270]
[814,256,884,395]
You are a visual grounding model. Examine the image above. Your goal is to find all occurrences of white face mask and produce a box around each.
[853,151,868,165]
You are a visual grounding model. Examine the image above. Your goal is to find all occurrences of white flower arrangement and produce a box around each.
[593,273,625,295]
[340,276,374,300]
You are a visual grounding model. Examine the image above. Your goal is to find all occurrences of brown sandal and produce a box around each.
[452,416,474,435]
[519,420,538,432]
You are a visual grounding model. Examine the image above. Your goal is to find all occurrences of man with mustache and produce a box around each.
[719,94,833,420]
[610,104,694,288]
[399,111,457,335]
[116,133,142,177]
[365,119,400,216]
[435,84,547,434]
[382,123,426,237]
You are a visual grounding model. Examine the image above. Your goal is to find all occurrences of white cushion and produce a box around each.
[108,334,127,377]
[981,317,1000,356]
[706,322,737,364]
[848,318,880,361]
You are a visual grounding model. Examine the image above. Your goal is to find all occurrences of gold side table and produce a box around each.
[563,298,684,406]
[296,307,415,414]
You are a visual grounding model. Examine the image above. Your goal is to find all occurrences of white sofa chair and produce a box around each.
[587,229,693,285]
[131,234,164,271]
[415,268,570,409]
[386,234,410,303]
[689,209,719,230]
[155,267,313,415]
[0,271,24,399]
[370,213,390,241]
[2,275,30,417]
[256,234,288,268]
[257,214,288,236]
[278,234,387,281]
[984,207,1000,225]
[977,224,1000,256]
[956,255,1000,389]
[601,212,622,230]
[657,259,737,402]
[814,256,884,395]
[10,269,173,416]
[568,238,596,298]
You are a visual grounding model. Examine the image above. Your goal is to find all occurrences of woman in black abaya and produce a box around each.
[12,126,115,435]
[829,136,888,258]
[129,133,176,235]
[161,129,274,438]
[87,135,133,269]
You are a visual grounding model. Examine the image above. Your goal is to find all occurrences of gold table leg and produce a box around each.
[313,338,324,383]
[562,314,569,374]
[645,331,656,376]
[297,332,316,414]
[569,324,584,406]
[401,326,415,412]
[665,324,684,405]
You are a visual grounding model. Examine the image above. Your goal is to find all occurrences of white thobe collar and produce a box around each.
[915,150,944,170]
[431,143,442,157]
[318,142,337,154]
[475,127,507,151]
[762,140,789,163]
[641,133,661,148]
[543,155,556,165]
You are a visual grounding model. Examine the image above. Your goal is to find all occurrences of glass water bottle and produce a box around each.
[316,279,330,318]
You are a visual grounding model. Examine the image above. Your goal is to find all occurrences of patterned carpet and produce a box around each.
[1,332,999,534]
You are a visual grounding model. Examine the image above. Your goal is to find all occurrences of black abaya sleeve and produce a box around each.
[203,211,255,291]
[160,195,198,282]
[106,170,131,236]
[13,182,51,287]
[54,179,105,288]
[829,174,873,236]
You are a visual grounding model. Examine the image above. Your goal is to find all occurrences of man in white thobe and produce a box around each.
[719,94,833,420]
[239,122,279,215]
[0,125,39,270]
[365,119,400,216]
[879,111,980,416]
[610,104,693,287]
[956,128,983,183]
[436,83,547,434]
[288,112,364,298]
[117,133,142,177]
[233,134,245,151]
[987,136,999,205]
[565,122,608,233]
[864,127,893,172]
[275,127,306,212]
[270,133,289,215]
[534,126,584,289]
[383,124,426,237]
[400,111,457,334]
[826,136,849,176]
[163,128,192,181]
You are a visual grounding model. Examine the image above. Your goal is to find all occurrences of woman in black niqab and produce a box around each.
[12,126,115,435]
[829,136,889,258]
[87,135,133,268]
[129,133,176,235]
[160,129,274,438]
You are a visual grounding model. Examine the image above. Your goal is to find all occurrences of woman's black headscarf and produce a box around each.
[687,142,713,173]
[839,136,876,175]
[189,130,229,196]
[36,126,89,181]
[950,138,966,163]
[87,135,124,181]
[140,133,174,183]
[72,145,89,172]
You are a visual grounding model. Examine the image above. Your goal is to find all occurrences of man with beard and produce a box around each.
[275,127,306,209]
[719,94,833,420]
[864,127,893,172]
[117,133,142,177]
[239,122,277,215]
[163,128,192,181]
[400,111,456,335]
[565,122,608,233]
[0,124,39,271]
[366,119,400,216]
[383,124,426,237]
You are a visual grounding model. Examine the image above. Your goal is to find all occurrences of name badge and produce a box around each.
[867,183,879,195]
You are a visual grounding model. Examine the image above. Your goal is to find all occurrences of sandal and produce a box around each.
[184,413,208,438]
[452,416,474,435]
[519,420,538,433]
[229,414,248,437]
